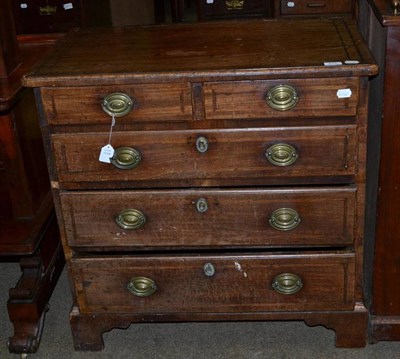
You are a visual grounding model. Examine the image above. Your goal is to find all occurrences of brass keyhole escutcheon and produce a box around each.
[272,273,303,295]
[115,209,146,230]
[269,208,301,231]
[196,136,209,153]
[204,263,216,277]
[265,143,298,167]
[127,277,157,297]
[102,92,133,117]
[266,85,298,111]
[195,198,208,213]
[110,147,141,170]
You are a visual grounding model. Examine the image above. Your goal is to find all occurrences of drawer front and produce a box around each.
[41,78,358,126]
[198,0,269,20]
[204,78,359,120]
[71,253,356,314]
[60,187,356,249]
[280,0,353,16]
[52,126,357,188]
[41,83,193,125]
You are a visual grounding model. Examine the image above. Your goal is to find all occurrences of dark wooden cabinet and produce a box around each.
[358,0,400,342]
[11,0,113,34]
[10,0,170,33]
[0,0,64,355]
[24,18,377,350]
[12,0,83,34]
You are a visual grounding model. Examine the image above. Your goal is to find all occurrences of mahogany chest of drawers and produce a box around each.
[24,18,377,350]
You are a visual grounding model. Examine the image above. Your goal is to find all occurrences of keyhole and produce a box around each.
[203,263,216,277]
[196,136,209,153]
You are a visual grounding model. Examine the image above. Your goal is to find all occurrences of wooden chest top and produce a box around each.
[23,18,377,87]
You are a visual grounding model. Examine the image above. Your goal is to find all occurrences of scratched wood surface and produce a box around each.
[23,18,377,87]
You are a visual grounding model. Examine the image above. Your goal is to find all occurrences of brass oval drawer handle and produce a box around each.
[127,277,157,297]
[196,136,209,153]
[272,273,303,295]
[266,85,298,111]
[102,92,133,117]
[265,143,298,167]
[111,147,141,170]
[115,209,146,230]
[269,208,301,231]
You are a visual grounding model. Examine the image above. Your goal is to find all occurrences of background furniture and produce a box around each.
[11,0,170,33]
[110,0,164,26]
[196,0,271,21]
[0,0,64,355]
[273,0,354,18]
[358,0,400,342]
[194,0,355,21]
[11,0,112,33]
[171,0,186,21]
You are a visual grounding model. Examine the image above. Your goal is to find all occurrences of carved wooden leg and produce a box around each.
[7,215,64,354]
[70,308,135,351]
[7,308,46,354]
[304,303,368,348]
[70,309,138,351]
[70,308,106,351]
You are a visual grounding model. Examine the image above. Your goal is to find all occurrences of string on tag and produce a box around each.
[98,114,116,164]
[108,114,116,145]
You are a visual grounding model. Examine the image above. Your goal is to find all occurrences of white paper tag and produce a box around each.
[324,61,343,66]
[344,60,360,65]
[63,3,73,10]
[336,88,352,99]
[20,3,28,8]
[99,144,114,163]
[287,1,295,7]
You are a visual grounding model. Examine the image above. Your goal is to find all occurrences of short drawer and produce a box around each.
[60,187,356,249]
[204,78,359,120]
[279,0,353,16]
[71,252,356,314]
[197,0,269,20]
[52,126,357,188]
[40,83,193,126]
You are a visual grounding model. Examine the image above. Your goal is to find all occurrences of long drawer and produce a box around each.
[52,126,357,188]
[71,253,356,314]
[279,0,353,16]
[40,78,359,126]
[60,187,356,249]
